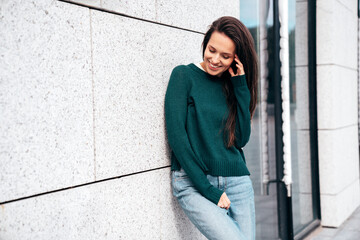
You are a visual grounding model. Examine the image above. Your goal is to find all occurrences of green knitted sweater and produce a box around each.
[165,63,251,205]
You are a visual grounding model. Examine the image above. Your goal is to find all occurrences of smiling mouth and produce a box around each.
[209,62,221,69]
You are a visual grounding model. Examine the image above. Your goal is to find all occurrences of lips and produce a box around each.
[208,61,221,71]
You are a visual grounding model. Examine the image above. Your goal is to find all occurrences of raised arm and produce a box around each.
[231,74,251,149]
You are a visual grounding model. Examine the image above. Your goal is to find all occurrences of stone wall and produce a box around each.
[316,0,360,227]
[0,0,240,238]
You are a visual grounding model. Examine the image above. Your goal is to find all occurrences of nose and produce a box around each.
[212,54,220,64]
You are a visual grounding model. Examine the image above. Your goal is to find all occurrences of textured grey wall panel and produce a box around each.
[67,0,101,8]
[71,0,241,33]
[317,65,358,129]
[316,0,360,227]
[91,10,204,180]
[317,0,358,69]
[156,0,240,32]
[0,0,94,202]
[102,0,156,21]
[0,168,206,239]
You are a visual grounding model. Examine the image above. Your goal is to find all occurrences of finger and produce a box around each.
[228,66,235,77]
[225,201,230,210]
[236,64,245,74]
[236,64,242,73]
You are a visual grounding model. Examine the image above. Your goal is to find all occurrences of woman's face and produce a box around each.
[201,31,236,77]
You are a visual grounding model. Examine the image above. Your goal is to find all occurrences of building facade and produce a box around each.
[0,0,359,239]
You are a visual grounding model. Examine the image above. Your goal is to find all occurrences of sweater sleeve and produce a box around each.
[165,66,223,205]
[230,74,252,149]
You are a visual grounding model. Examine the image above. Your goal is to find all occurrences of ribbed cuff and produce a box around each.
[230,74,247,87]
[206,187,224,205]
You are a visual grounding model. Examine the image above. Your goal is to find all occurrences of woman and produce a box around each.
[165,16,258,240]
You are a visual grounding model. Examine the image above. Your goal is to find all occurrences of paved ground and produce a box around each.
[305,206,360,240]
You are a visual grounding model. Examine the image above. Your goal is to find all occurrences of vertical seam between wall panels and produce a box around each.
[89,8,97,181]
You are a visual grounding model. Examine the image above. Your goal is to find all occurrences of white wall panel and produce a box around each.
[69,0,240,32]
[316,0,360,228]
[320,179,360,227]
[156,0,240,32]
[91,10,204,180]
[317,65,358,129]
[318,125,359,195]
[0,0,94,203]
[317,0,358,69]
[0,168,206,239]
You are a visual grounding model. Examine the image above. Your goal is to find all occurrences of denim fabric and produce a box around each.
[172,168,255,240]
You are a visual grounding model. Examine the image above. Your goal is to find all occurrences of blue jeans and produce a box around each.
[171,168,255,240]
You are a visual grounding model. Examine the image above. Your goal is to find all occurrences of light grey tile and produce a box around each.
[101,0,241,32]
[336,0,358,16]
[317,0,357,69]
[90,169,164,239]
[318,227,339,237]
[157,0,240,32]
[320,179,360,227]
[351,207,360,219]
[333,230,360,240]
[317,65,358,129]
[0,0,94,203]
[0,182,95,239]
[67,0,101,7]
[0,168,169,239]
[90,10,204,180]
[101,0,156,21]
[318,126,359,195]
[311,236,332,240]
[341,217,360,231]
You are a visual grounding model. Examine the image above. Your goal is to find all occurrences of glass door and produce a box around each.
[240,0,320,239]
[241,1,280,239]
[288,0,320,237]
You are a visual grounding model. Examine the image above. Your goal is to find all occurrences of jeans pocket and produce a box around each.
[172,169,194,197]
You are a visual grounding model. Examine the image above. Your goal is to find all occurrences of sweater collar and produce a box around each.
[188,63,223,81]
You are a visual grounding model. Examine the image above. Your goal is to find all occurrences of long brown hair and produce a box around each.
[202,16,258,148]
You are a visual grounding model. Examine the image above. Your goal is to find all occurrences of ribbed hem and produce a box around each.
[230,74,247,87]
[172,156,250,176]
[207,156,250,177]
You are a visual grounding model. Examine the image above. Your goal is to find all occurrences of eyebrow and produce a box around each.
[208,45,233,56]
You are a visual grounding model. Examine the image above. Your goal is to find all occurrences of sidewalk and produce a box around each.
[305,206,360,240]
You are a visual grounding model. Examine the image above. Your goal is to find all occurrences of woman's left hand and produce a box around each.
[228,54,245,77]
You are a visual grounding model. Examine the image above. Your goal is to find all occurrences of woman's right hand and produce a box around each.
[217,192,231,210]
